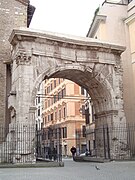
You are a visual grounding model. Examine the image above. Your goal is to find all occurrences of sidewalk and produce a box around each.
[0,161,64,168]
[0,159,135,180]
[74,156,110,163]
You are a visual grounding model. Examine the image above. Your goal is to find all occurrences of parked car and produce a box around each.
[79,150,91,157]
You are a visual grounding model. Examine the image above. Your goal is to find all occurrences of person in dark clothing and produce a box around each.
[85,148,91,156]
[70,146,76,160]
[53,148,57,161]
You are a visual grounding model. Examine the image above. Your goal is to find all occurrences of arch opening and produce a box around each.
[32,66,115,127]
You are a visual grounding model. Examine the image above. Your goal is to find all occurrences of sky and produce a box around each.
[30,0,104,37]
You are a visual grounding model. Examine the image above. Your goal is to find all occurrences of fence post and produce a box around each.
[57,128,62,162]
[106,125,110,159]
[127,123,132,158]
[94,128,97,157]
[35,124,38,159]
[103,125,106,159]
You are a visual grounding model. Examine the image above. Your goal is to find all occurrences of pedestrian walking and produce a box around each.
[53,147,57,161]
[70,146,76,160]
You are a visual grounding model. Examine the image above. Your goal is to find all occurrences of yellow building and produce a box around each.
[42,78,86,156]
[87,0,135,124]
[84,0,135,157]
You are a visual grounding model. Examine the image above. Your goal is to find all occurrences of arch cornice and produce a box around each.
[9,28,125,55]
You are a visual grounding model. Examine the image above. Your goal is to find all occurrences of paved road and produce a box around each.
[0,159,135,180]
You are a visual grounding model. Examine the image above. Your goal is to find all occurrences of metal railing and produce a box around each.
[0,123,135,163]
[36,126,62,162]
[0,124,62,164]
[76,124,135,160]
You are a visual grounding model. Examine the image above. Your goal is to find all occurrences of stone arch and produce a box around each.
[8,28,127,163]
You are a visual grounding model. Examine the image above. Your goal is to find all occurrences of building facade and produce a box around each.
[41,78,86,156]
[87,0,135,125]
[35,81,44,130]
[0,0,35,128]
[84,0,135,159]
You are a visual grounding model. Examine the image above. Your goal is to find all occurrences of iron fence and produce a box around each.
[0,124,62,164]
[75,129,87,155]
[36,126,62,162]
[0,123,135,163]
[76,124,135,160]
[0,124,36,164]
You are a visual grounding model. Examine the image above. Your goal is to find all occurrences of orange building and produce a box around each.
[42,78,86,156]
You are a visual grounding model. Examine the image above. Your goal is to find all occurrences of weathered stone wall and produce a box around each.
[0,0,28,126]
[8,29,128,162]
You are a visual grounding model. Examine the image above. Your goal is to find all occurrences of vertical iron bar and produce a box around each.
[57,128,60,162]
[94,128,97,158]
[59,127,62,162]
[59,128,61,162]
[36,123,38,159]
[106,125,110,159]
[103,125,106,159]
[127,123,130,158]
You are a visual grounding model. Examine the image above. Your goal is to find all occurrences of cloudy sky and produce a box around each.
[30,0,104,37]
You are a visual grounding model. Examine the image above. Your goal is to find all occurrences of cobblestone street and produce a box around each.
[0,159,135,180]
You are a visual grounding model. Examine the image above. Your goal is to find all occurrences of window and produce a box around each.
[51,97,53,105]
[48,130,52,140]
[51,113,53,121]
[59,109,61,120]
[82,125,86,137]
[45,89,47,95]
[81,87,85,95]
[48,114,50,121]
[63,107,66,118]
[47,86,50,93]
[41,122,43,129]
[50,83,53,91]
[38,97,40,104]
[54,79,56,88]
[62,88,66,98]
[58,91,60,100]
[48,99,50,107]
[85,108,90,124]
[45,116,47,125]
[58,78,61,84]
[38,108,40,116]
[59,128,61,138]
[58,91,62,100]
[81,105,85,115]
[62,127,67,138]
[92,105,95,122]
[42,129,46,140]
[55,111,57,120]
[54,95,57,103]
